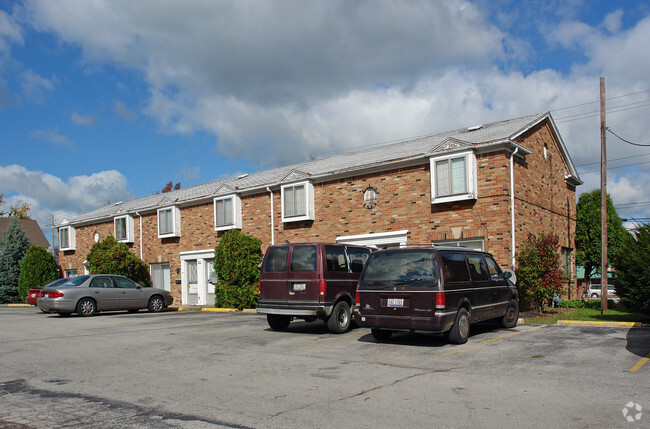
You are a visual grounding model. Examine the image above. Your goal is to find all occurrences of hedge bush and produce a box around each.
[18,245,60,300]
[85,235,151,286]
[213,230,262,310]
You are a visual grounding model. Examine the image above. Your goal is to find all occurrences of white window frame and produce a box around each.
[157,206,181,238]
[213,194,242,231]
[59,225,76,251]
[114,215,134,243]
[281,181,314,223]
[430,150,477,204]
[432,238,484,251]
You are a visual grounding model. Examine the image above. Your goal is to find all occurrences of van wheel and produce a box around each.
[327,301,351,334]
[267,314,291,330]
[371,328,393,341]
[448,308,470,344]
[591,293,599,298]
[500,300,519,328]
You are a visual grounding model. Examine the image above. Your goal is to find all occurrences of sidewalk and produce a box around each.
[167,305,257,313]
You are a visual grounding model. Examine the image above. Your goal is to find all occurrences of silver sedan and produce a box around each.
[37,274,173,317]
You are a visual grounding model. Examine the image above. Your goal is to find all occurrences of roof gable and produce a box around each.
[0,218,50,248]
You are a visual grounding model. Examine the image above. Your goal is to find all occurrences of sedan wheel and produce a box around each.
[76,298,96,317]
[148,295,164,312]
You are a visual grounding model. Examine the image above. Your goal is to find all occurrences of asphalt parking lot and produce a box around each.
[0,306,648,428]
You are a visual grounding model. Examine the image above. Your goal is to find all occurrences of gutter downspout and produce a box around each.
[266,187,275,245]
[510,148,518,270]
[135,211,143,260]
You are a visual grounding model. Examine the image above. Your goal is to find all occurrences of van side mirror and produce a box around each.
[503,271,512,279]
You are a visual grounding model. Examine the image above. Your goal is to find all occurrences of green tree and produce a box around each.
[18,245,60,300]
[85,235,151,286]
[516,233,563,312]
[0,218,31,303]
[575,189,628,284]
[612,224,650,314]
[213,230,262,310]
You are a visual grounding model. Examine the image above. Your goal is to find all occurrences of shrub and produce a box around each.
[213,230,263,310]
[85,235,151,286]
[18,245,60,300]
[515,233,563,313]
[559,299,615,309]
[0,218,31,303]
[612,224,650,314]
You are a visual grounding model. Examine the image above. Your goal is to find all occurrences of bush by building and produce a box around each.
[85,235,151,286]
[18,245,61,300]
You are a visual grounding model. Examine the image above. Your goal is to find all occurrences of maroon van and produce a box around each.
[256,243,372,333]
[354,247,518,344]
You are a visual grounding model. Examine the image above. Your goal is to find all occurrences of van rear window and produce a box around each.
[264,247,289,272]
[360,251,437,287]
[290,246,317,272]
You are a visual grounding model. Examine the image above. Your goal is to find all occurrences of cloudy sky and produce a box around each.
[1,0,649,244]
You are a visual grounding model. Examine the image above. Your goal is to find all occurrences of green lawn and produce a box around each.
[522,306,650,325]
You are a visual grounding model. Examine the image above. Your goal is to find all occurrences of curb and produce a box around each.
[8,304,32,307]
[556,320,649,328]
[167,306,257,313]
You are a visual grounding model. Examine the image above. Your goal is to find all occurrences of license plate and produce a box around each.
[387,298,404,307]
[293,283,306,292]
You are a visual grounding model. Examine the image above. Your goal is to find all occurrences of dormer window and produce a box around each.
[214,194,242,231]
[114,215,134,243]
[59,225,76,251]
[281,181,314,222]
[430,151,477,204]
[158,206,181,238]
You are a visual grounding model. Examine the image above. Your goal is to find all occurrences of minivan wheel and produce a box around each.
[267,314,291,330]
[371,328,393,341]
[327,301,351,334]
[448,308,470,344]
[500,300,519,328]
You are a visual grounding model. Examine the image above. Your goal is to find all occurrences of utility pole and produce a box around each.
[600,77,608,313]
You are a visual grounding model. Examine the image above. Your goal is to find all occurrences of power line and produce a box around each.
[578,159,650,174]
[607,127,650,147]
[576,152,650,168]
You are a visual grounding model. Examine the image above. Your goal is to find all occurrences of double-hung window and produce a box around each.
[158,206,181,238]
[214,194,241,231]
[59,226,76,251]
[114,215,134,243]
[281,181,314,222]
[430,151,477,204]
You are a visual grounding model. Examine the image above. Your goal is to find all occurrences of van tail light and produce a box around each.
[43,291,64,298]
[319,279,327,297]
[435,292,445,310]
[355,291,360,305]
[258,279,262,294]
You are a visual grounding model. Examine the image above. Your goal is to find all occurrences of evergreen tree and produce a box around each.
[0,218,31,303]
[612,224,650,314]
[85,235,151,286]
[18,245,61,300]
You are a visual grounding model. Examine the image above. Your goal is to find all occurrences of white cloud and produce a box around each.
[0,165,133,214]
[29,127,75,150]
[20,69,54,103]
[70,112,97,126]
[113,99,137,121]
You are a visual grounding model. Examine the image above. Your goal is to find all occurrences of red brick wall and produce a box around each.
[59,120,577,302]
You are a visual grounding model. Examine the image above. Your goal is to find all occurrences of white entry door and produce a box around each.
[180,250,216,305]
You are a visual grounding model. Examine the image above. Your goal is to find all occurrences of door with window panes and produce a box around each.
[186,260,199,305]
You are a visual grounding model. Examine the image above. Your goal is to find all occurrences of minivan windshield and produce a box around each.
[359,251,438,287]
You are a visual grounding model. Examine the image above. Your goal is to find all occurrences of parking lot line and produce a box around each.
[432,325,548,359]
[628,352,650,372]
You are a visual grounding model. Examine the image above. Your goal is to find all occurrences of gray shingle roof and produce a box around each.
[64,112,579,225]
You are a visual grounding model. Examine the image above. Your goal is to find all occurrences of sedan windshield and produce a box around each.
[360,251,438,287]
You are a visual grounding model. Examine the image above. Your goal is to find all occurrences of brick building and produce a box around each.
[57,112,581,305]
